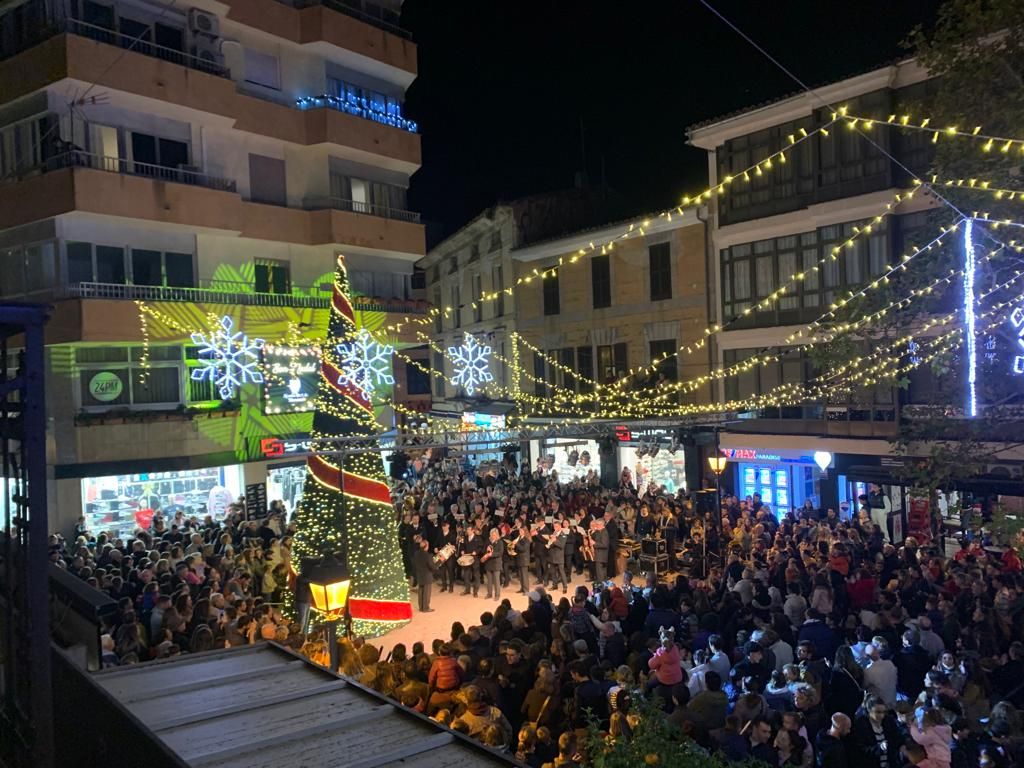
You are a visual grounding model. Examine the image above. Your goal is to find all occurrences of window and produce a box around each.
[720,216,891,328]
[95,245,125,284]
[327,78,406,121]
[78,345,184,410]
[649,339,678,382]
[255,260,290,294]
[432,287,443,333]
[0,115,48,177]
[533,353,546,397]
[591,254,611,308]
[432,351,445,398]
[559,348,576,392]
[543,268,560,315]
[649,243,672,301]
[130,249,195,287]
[405,360,430,395]
[597,343,627,385]
[0,242,56,297]
[576,346,594,394]
[493,264,505,316]
[472,274,483,323]
[244,49,281,90]
[329,171,408,214]
[249,154,287,206]
[130,132,188,175]
[450,283,461,328]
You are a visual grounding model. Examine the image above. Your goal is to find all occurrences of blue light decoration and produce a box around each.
[1009,308,1024,374]
[190,315,265,399]
[908,340,921,365]
[964,219,978,417]
[295,94,418,133]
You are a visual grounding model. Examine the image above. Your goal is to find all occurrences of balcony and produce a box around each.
[304,195,421,223]
[63,18,230,77]
[296,93,417,134]
[276,0,411,39]
[55,280,430,314]
[47,149,237,192]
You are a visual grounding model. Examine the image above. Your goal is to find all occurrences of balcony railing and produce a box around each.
[295,94,418,133]
[46,149,237,192]
[304,196,421,223]
[65,18,230,77]
[56,281,430,313]
[277,0,411,39]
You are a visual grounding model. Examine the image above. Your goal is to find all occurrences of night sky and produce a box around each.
[401,0,941,244]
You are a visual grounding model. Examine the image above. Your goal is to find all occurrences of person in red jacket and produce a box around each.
[1002,546,1022,574]
[607,586,629,621]
[427,643,464,713]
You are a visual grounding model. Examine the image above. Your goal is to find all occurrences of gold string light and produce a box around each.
[839,108,1024,153]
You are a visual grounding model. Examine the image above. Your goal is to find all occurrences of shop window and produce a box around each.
[81,465,243,539]
[78,345,186,410]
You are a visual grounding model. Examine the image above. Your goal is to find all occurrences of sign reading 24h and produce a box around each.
[1010,307,1024,374]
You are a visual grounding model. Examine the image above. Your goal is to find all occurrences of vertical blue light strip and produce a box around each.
[964,219,978,417]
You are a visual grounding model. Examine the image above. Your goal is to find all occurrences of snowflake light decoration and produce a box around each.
[190,315,265,399]
[448,332,493,396]
[336,327,394,396]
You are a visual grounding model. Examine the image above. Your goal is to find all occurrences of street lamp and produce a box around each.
[307,557,351,674]
[705,455,729,563]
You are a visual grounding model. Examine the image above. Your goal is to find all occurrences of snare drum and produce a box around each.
[456,554,476,567]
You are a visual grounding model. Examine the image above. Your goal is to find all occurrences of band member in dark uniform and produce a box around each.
[532,520,548,584]
[412,537,438,612]
[433,519,458,592]
[482,527,503,600]
[460,525,484,597]
[513,522,532,594]
[591,518,610,583]
[547,527,568,594]
[605,510,621,579]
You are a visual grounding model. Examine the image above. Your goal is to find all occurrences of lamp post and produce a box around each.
[706,454,728,564]
[306,557,352,674]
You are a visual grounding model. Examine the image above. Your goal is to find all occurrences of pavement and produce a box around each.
[367,571,598,656]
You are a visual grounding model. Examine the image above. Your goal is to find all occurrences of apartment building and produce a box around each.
[418,191,619,455]
[508,208,710,491]
[687,59,1024,525]
[0,0,429,536]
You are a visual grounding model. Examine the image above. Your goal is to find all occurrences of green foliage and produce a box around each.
[581,698,768,768]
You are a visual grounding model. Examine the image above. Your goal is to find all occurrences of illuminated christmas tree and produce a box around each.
[290,254,412,636]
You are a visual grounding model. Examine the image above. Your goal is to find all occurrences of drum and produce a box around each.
[457,554,476,567]
[434,544,456,564]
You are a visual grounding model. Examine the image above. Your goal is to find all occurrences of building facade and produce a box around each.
[687,58,1023,525]
[510,209,711,491]
[0,0,429,536]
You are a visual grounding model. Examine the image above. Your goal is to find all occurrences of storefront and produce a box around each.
[617,445,686,494]
[528,438,602,481]
[267,462,307,515]
[81,464,244,539]
[720,447,827,516]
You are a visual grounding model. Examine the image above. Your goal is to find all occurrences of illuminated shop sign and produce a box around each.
[462,412,506,430]
[263,345,320,414]
[721,448,820,465]
[260,437,314,458]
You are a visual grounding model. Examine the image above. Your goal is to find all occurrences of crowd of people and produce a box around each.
[50,455,1024,768]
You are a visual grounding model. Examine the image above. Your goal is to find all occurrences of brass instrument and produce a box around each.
[480,544,494,563]
[506,533,521,557]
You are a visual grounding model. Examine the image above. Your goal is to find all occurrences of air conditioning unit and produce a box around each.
[188,8,219,37]
[190,36,224,67]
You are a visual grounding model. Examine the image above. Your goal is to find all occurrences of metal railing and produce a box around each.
[56,281,430,313]
[279,0,412,39]
[65,17,230,77]
[46,149,237,192]
[304,196,421,223]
